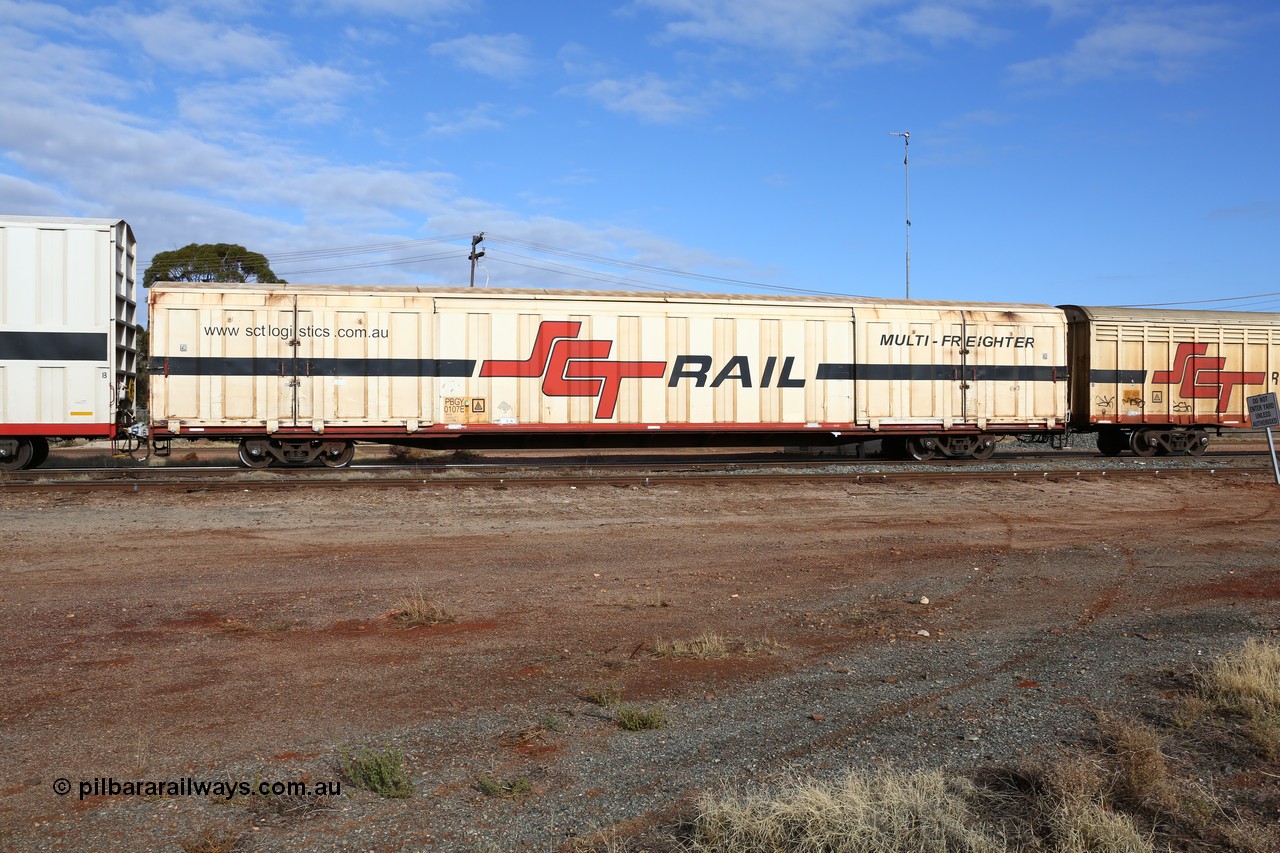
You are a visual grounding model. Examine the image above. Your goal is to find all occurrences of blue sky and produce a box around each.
[1,0,1277,315]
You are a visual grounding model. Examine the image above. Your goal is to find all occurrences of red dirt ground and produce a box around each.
[1,471,1278,850]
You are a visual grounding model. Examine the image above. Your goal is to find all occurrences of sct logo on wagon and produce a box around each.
[477,321,813,419]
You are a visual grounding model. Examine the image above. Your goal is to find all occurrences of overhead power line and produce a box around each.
[143,230,863,298]
[142,233,472,273]
[483,233,852,297]
[271,250,464,277]
[1120,290,1280,309]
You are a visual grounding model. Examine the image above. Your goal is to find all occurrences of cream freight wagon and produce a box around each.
[147,284,1068,467]
[0,215,139,470]
[1063,305,1280,456]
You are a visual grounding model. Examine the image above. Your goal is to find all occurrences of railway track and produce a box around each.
[2,448,1274,491]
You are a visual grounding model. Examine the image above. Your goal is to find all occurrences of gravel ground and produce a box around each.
[1,457,1277,851]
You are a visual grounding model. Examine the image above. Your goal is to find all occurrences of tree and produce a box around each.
[142,242,286,289]
[138,243,283,416]
[134,325,149,411]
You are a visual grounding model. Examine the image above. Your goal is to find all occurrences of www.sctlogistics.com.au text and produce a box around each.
[60,776,341,801]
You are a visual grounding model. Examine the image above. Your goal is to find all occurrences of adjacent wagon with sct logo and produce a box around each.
[1063,305,1280,456]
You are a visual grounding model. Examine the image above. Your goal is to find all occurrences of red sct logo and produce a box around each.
[1151,342,1265,412]
[479,321,666,419]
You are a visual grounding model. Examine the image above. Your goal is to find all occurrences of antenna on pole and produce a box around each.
[469,232,485,288]
[889,132,910,299]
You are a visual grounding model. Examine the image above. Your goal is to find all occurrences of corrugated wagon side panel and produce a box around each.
[387,311,423,420]
[1067,307,1280,428]
[855,305,1067,430]
[152,305,202,420]
[434,295,856,429]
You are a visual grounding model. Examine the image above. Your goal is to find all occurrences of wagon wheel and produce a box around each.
[1128,429,1160,458]
[28,437,50,468]
[319,442,356,468]
[0,439,35,471]
[1095,429,1126,457]
[906,436,937,461]
[237,440,273,469]
[969,435,997,461]
[1185,429,1210,457]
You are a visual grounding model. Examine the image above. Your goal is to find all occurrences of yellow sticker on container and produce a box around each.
[442,397,488,424]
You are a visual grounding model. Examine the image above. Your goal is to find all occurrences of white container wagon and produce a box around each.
[147,284,1068,467]
[0,216,139,469]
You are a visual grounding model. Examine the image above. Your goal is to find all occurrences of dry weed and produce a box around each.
[1098,715,1179,814]
[1242,716,1280,761]
[1170,693,1213,729]
[1200,637,1280,721]
[686,769,1007,853]
[739,636,788,657]
[179,828,246,853]
[388,590,456,628]
[652,633,729,659]
[1041,797,1154,853]
[651,633,786,659]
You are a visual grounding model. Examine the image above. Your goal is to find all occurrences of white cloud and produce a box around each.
[0,0,89,33]
[577,73,702,123]
[315,0,477,20]
[1029,0,1101,23]
[0,171,71,212]
[639,0,890,55]
[898,3,1000,44]
[557,41,607,78]
[429,33,535,79]
[636,0,999,60]
[0,0,780,294]
[426,102,508,136]
[0,22,124,101]
[1011,6,1235,84]
[178,64,367,130]
[127,7,287,75]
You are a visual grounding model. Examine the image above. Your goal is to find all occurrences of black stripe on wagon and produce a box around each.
[1090,369,1148,384]
[150,356,477,377]
[815,363,856,380]
[817,363,1067,382]
[0,331,107,361]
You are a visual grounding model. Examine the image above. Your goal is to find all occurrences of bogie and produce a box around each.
[236,439,355,468]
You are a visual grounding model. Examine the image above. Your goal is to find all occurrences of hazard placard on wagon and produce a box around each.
[1247,392,1279,428]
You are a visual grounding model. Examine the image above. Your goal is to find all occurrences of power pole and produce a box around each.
[889,132,910,299]
[469,232,485,287]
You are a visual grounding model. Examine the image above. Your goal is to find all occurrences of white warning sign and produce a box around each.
[1247,392,1279,428]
